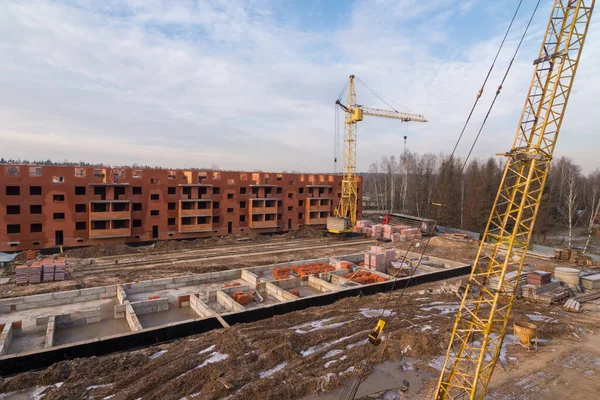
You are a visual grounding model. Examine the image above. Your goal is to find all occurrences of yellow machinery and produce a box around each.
[435,1,594,398]
[327,75,428,233]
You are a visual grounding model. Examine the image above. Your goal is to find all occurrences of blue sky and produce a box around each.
[0,0,598,173]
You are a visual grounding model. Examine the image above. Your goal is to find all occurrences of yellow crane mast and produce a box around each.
[327,75,428,233]
[435,1,594,399]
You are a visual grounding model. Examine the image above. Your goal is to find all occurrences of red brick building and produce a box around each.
[0,164,362,251]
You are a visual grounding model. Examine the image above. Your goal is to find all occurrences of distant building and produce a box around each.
[0,164,363,251]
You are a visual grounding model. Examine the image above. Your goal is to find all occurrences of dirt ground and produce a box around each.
[1,278,598,400]
[2,236,599,399]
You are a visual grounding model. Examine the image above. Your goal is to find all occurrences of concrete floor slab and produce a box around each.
[7,331,45,355]
[53,318,130,346]
[138,307,197,329]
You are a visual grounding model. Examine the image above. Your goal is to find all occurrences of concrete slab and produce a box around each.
[53,318,129,346]
[137,307,197,329]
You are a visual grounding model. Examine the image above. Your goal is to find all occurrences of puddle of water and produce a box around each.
[300,360,433,400]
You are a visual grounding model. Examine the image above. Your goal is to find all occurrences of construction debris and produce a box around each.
[564,290,600,313]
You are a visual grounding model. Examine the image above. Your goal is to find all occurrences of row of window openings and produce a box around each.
[5,198,330,216]
[5,185,335,198]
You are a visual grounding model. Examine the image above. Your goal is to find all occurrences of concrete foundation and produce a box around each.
[0,249,468,374]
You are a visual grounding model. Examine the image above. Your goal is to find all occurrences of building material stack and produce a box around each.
[527,271,552,286]
[42,260,55,282]
[15,265,28,285]
[28,261,42,284]
[54,258,66,281]
[554,267,581,289]
[487,271,528,297]
[522,282,569,304]
[564,290,600,312]
[581,273,600,291]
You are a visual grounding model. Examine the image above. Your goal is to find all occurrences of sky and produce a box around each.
[0,0,598,173]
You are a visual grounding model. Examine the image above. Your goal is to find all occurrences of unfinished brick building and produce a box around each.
[0,165,363,252]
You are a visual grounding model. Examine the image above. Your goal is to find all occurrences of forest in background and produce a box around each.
[363,152,600,249]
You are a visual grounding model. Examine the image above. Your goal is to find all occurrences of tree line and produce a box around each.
[363,152,600,249]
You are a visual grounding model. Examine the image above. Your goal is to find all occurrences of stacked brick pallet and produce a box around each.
[527,271,552,286]
[487,271,528,297]
[272,267,291,280]
[28,262,42,284]
[354,220,422,242]
[15,258,67,285]
[363,246,396,273]
[54,259,66,281]
[15,265,28,285]
[232,291,251,306]
[42,260,55,282]
[581,273,600,291]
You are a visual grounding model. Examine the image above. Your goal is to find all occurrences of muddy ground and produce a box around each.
[2,236,599,399]
[1,279,598,400]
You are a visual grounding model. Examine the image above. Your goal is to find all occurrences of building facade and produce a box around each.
[0,164,363,251]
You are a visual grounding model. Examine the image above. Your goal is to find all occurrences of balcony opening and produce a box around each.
[320,211,329,218]
[7,224,20,234]
[6,186,20,196]
[265,214,275,221]
[92,203,108,212]
[310,199,318,206]
[198,201,210,210]
[265,200,276,208]
[182,202,195,210]
[30,223,43,233]
[197,216,209,224]
[92,221,108,230]
[30,204,42,214]
[113,202,128,212]
[114,186,126,200]
[94,186,106,200]
[112,220,129,229]
[6,205,20,215]
[265,187,272,195]
[182,217,194,226]
[252,214,261,222]
[199,187,207,196]
[30,186,42,195]
[75,186,86,195]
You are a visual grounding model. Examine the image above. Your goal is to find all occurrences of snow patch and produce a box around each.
[339,366,355,375]
[103,395,116,400]
[199,352,229,368]
[325,356,347,368]
[290,318,355,334]
[526,314,558,323]
[260,361,288,378]
[199,344,216,354]
[323,349,344,359]
[358,308,395,318]
[420,325,432,332]
[87,384,114,390]
[346,339,369,349]
[414,297,430,301]
[301,331,368,356]
[149,350,168,359]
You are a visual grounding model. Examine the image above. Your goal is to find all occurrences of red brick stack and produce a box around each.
[232,291,251,305]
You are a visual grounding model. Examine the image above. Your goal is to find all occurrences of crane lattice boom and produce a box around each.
[435,1,594,399]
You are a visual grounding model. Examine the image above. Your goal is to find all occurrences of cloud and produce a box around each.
[0,0,598,174]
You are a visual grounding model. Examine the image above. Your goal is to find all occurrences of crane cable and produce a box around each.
[338,0,538,398]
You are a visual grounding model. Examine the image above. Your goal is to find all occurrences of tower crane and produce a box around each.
[327,75,428,233]
[435,1,594,398]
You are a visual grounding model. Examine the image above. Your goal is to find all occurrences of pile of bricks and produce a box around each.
[232,291,251,305]
[273,266,291,280]
[288,289,300,297]
[222,282,241,288]
[42,260,55,282]
[28,262,41,284]
[342,270,388,285]
[354,221,423,241]
[15,258,68,285]
[15,265,27,285]
[292,262,334,279]
[363,246,396,273]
